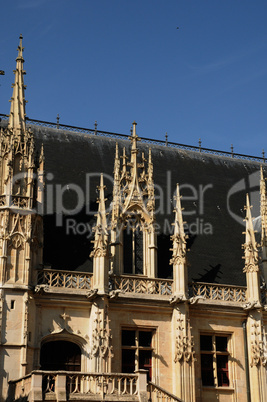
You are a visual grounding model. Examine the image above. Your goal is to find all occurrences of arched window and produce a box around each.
[123,225,143,275]
[40,340,81,371]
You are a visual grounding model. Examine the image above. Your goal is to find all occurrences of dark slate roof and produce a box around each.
[1,120,265,286]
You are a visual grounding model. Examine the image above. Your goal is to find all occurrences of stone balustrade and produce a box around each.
[148,382,183,402]
[189,282,247,303]
[36,269,93,291]
[111,274,173,296]
[8,370,147,401]
[35,268,251,306]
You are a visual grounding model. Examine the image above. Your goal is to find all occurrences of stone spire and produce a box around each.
[8,35,27,137]
[146,148,155,216]
[122,121,144,213]
[170,184,188,299]
[243,193,260,304]
[111,143,121,224]
[91,174,108,256]
[90,174,109,294]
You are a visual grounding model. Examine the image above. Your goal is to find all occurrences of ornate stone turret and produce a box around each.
[0,38,35,208]
[0,35,43,286]
[0,35,44,390]
[170,183,188,299]
[110,122,157,277]
[90,174,109,294]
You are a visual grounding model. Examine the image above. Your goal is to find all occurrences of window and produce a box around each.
[121,329,154,380]
[123,227,143,274]
[200,334,230,387]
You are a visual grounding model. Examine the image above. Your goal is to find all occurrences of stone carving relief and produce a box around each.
[250,321,267,367]
[174,311,195,364]
[91,305,113,371]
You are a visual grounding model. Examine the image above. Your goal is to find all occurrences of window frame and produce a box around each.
[121,328,155,380]
[200,333,231,388]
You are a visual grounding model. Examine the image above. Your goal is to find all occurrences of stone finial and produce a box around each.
[90,174,108,257]
[170,184,187,266]
[8,34,27,136]
[165,132,168,146]
[112,143,121,222]
[129,120,140,151]
[243,193,259,273]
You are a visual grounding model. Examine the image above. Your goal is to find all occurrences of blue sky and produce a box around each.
[0,0,267,156]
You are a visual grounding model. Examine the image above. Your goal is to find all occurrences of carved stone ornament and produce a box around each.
[188,295,206,304]
[250,322,267,367]
[242,300,260,311]
[34,284,49,294]
[91,306,113,361]
[86,289,98,300]
[174,312,195,363]
[10,233,24,249]
[243,261,259,273]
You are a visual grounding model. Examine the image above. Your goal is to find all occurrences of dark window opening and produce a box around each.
[216,336,228,352]
[139,331,152,347]
[122,329,154,381]
[201,354,214,386]
[200,334,230,388]
[122,349,136,373]
[200,335,212,351]
[123,227,143,274]
[40,340,81,371]
[217,355,229,387]
[122,329,135,346]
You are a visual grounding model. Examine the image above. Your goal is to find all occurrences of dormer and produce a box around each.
[110,122,157,277]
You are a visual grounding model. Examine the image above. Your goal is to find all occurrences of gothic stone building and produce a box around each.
[0,36,267,402]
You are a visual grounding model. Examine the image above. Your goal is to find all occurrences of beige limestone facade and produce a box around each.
[0,36,267,402]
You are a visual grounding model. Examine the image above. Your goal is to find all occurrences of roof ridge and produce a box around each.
[0,113,266,164]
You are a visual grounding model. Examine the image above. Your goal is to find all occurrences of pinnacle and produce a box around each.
[8,34,26,135]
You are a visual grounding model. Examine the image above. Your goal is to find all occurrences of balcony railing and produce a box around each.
[189,282,247,303]
[8,370,148,401]
[35,269,250,304]
[37,269,93,291]
[111,274,173,296]
[67,372,138,398]
[148,382,183,402]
